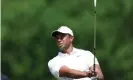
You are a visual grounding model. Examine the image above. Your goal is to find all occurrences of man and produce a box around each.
[48,26,104,80]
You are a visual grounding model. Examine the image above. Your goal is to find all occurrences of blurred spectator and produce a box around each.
[1,73,9,80]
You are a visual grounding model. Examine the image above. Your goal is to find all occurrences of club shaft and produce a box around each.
[93,8,96,72]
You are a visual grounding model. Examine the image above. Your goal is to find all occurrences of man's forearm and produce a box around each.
[63,69,88,79]
[59,66,88,79]
[97,71,104,80]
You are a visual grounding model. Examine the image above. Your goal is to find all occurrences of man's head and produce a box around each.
[52,26,74,51]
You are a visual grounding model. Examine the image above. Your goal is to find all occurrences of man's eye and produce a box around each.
[62,34,67,38]
[61,36,64,39]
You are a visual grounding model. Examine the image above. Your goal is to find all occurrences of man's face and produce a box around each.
[54,33,73,50]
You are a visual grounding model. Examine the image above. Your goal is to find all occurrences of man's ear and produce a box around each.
[70,36,74,42]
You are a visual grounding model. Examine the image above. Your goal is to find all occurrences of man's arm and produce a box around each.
[59,66,92,79]
[89,64,104,80]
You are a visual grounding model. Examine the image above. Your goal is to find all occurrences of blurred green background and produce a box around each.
[1,0,133,80]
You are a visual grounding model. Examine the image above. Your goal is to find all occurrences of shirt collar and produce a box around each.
[58,47,77,56]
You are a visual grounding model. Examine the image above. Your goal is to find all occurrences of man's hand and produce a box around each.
[86,70,97,78]
[89,64,104,80]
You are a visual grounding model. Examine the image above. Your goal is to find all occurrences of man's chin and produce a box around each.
[59,45,66,51]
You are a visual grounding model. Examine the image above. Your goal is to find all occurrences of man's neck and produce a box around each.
[61,45,73,54]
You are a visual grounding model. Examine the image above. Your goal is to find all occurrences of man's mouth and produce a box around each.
[58,43,62,47]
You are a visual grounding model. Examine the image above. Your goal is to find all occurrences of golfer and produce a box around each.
[48,26,104,80]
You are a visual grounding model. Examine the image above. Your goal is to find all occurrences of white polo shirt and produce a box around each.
[48,47,99,80]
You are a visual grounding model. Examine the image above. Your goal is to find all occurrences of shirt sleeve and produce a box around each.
[85,51,99,67]
[48,59,63,79]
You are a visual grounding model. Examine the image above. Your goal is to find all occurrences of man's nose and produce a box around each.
[57,38,62,42]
